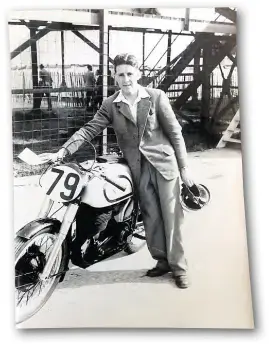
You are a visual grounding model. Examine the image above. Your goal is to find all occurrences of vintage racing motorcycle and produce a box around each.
[15,140,146,324]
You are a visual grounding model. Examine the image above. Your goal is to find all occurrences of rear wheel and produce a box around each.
[15,227,68,324]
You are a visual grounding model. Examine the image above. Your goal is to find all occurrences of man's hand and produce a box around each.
[39,148,66,163]
[179,167,194,187]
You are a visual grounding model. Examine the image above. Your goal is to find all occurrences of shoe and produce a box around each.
[70,255,89,269]
[70,248,90,269]
[146,267,171,277]
[174,275,189,289]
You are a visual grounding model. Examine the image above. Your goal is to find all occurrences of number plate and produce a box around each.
[41,165,84,202]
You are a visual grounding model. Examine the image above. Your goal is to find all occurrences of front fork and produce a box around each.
[39,201,79,281]
[38,195,54,218]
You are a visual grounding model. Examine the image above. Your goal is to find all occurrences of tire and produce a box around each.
[15,227,68,324]
[124,219,146,255]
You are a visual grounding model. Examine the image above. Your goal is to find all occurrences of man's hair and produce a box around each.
[114,54,139,71]
[39,64,44,69]
[87,65,92,71]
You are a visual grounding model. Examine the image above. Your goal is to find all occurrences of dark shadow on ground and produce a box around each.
[57,268,176,289]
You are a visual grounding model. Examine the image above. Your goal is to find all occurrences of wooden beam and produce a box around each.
[227,53,237,65]
[72,30,114,64]
[11,86,117,94]
[10,9,235,33]
[29,27,39,109]
[8,21,28,25]
[108,11,236,34]
[158,34,213,92]
[45,22,98,31]
[9,10,100,26]
[10,23,54,60]
[110,26,195,36]
[173,35,237,109]
[201,35,213,126]
[8,20,99,32]
[215,8,237,23]
[142,51,189,86]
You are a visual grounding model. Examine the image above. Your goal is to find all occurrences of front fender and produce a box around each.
[16,218,61,240]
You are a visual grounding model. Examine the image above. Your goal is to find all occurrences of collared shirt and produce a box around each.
[113,86,150,124]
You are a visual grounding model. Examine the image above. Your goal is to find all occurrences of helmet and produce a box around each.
[180,183,210,211]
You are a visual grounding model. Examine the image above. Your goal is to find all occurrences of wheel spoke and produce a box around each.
[42,236,50,255]
[40,236,55,257]
[29,281,40,300]
[38,281,43,296]
[17,290,26,306]
[37,235,46,251]
[17,283,35,306]
[15,270,35,279]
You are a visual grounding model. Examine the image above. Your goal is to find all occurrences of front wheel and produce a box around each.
[15,227,68,324]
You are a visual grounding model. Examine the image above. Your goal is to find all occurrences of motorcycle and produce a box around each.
[14,140,146,324]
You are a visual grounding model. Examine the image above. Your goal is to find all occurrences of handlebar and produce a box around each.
[36,139,127,193]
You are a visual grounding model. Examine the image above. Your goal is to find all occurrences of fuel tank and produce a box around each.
[81,162,133,208]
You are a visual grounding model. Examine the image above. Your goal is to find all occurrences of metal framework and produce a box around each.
[10,8,238,160]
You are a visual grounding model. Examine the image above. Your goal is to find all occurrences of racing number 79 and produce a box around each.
[46,167,80,201]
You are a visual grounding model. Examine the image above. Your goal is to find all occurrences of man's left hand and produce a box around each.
[180,167,194,187]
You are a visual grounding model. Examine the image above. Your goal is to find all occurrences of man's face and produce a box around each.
[115,64,140,95]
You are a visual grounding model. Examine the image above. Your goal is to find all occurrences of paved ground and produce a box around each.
[14,148,254,329]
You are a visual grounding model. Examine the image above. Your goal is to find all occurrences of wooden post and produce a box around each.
[107,26,110,77]
[61,30,66,86]
[30,24,39,110]
[184,8,190,31]
[22,71,25,105]
[99,10,109,155]
[193,46,201,101]
[201,34,212,128]
[142,31,145,77]
[166,30,172,78]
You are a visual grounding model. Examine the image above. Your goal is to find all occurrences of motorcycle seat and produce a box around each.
[96,155,127,164]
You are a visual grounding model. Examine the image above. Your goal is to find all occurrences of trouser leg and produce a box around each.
[138,157,169,270]
[46,93,52,110]
[139,157,187,275]
[156,171,187,276]
[86,91,91,108]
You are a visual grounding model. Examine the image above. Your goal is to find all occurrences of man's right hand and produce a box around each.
[39,148,66,163]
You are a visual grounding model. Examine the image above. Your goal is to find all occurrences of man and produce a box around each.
[107,69,115,97]
[47,53,194,289]
[83,65,96,110]
[93,69,103,109]
[39,64,53,111]
[94,69,116,108]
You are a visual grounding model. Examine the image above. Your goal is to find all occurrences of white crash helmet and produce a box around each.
[180,183,211,211]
